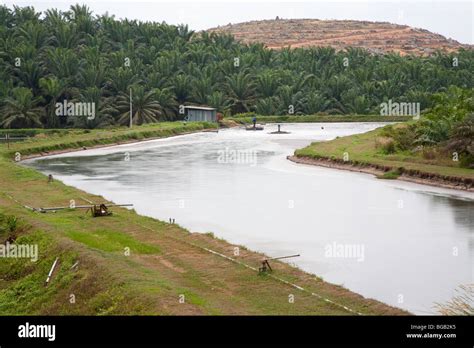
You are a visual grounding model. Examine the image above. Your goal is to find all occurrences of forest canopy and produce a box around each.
[0,4,473,129]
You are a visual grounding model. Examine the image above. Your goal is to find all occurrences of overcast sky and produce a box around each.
[3,0,473,44]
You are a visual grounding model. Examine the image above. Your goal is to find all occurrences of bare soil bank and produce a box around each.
[288,155,474,192]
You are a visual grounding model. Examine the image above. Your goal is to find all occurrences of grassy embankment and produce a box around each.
[227,114,412,124]
[0,121,216,158]
[293,123,474,189]
[0,122,408,315]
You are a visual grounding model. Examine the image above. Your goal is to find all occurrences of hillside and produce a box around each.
[2,5,474,128]
[207,19,471,55]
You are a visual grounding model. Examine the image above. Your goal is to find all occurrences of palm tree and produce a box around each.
[0,5,14,28]
[1,4,474,130]
[107,67,139,94]
[1,87,44,128]
[255,97,278,115]
[79,64,106,89]
[177,24,195,42]
[212,33,235,50]
[45,47,79,81]
[277,85,304,115]
[290,71,314,93]
[256,71,279,98]
[225,71,256,113]
[172,74,192,104]
[39,76,66,128]
[415,118,450,145]
[186,44,212,68]
[344,94,371,114]
[447,114,474,167]
[15,21,51,49]
[192,77,215,105]
[207,91,231,113]
[303,92,330,115]
[43,8,66,29]
[116,85,162,125]
[50,22,80,48]
[153,87,177,120]
[255,44,274,67]
[12,5,40,25]
[73,86,117,128]
[279,47,294,68]
[69,4,95,36]
[324,75,352,103]
[14,59,43,91]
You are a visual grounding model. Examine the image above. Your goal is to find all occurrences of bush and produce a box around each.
[459,154,474,168]
[375,136,396,154]
[422,147,438,160]
[392,124,417,151]
[380,125,395,137]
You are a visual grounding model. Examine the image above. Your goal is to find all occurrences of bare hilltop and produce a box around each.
[207,18,471,55]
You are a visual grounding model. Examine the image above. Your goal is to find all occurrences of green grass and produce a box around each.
[2,121,216,159]
[295,124,474,180]
[66,229,160,254]
[0,226,77,314]
[378,169,402,180]
[227,114,412,124]
[0,122,410,315]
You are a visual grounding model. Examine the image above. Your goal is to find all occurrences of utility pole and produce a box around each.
[129,88,133,128]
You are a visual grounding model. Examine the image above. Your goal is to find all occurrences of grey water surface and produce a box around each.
[25,123,474,314]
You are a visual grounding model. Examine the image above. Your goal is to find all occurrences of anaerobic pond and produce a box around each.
[25,123,474,314]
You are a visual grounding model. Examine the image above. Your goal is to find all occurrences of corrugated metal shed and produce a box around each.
[184,106,217,122]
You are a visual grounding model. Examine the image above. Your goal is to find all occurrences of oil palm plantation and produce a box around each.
[39,76,66,128]
[117,85,162,125]
[1,87,44,128]
[225,70,256,113]
[0,3,473,130]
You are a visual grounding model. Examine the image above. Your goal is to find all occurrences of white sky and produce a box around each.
[3,0,474,44]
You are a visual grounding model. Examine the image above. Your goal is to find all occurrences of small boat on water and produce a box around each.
[245,124,264,131]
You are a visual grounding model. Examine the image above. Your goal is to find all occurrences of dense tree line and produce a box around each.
[1,4,473,129]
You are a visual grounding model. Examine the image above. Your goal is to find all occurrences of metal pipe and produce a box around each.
[266,254,300,261]
[39,203,133,211]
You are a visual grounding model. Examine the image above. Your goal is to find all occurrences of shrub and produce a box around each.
[459,154,474,168]
[380,125,395,137]
[375,136,396,154]
[392,124,417,151]
[422,147,438,160]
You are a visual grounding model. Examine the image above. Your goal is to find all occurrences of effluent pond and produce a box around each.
[24,123,474,314]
